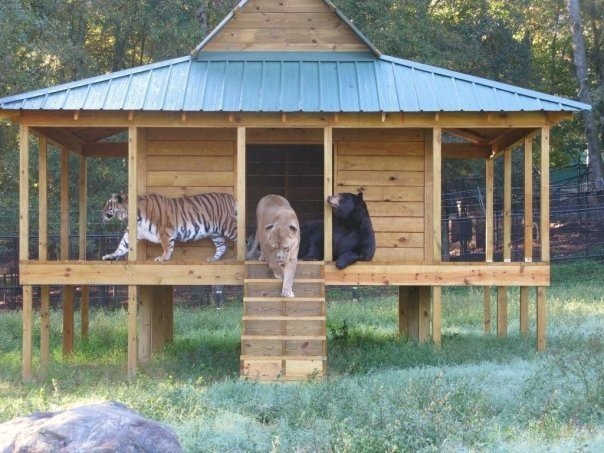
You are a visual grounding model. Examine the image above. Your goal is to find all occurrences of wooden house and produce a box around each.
[0,0,590,381]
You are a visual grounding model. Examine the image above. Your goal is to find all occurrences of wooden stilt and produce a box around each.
[536,287,546,351]
[138,286,152,364]
[519,286,529,335]
[163,286,174,343]
[520,137,533,335]
[22,286,33,381]
[63,286,74,355]
[79,155,89,338]
[20,126,31,381]
[127,285,138,378]
[324,127,333,261]
[81,286,89,338]
[483,288,492,333]
[236,127,246,260]
[398,286,430,342]
[497,286,507,337]
[432,287,442,348]
[40,286,50,370]
[484,157,494,332]
[38,134,50,370]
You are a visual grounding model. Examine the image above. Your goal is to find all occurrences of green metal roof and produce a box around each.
[0,51,590,113]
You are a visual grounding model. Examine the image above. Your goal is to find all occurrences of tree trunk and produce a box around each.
[567,0,604,223]
[567,0,604,189]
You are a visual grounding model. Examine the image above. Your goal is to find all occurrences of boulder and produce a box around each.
[0,401,182,452]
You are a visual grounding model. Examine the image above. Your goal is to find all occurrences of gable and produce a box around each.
[197,0,374,53]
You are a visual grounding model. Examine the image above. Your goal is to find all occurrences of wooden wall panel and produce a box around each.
[203,0,368,52]
[335,130,426,263]
[145,128,236,262]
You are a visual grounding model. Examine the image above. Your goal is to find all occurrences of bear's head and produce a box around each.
[326,192,368,223]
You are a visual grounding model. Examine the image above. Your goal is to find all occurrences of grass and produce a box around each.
[1,261,603,451]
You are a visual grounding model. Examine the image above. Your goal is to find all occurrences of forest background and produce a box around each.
[0,0,602,225]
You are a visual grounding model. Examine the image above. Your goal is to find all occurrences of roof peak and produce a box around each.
[191,0,380,56]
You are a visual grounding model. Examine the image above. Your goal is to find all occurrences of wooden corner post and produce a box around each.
[79,155,89,338]
[520,138,533,335]
[20,126,33,381]
[484,156,494,332]
[537,127,550,351]
[38,135,50,371]
[60,147,75,356]
[237,127,246,260]
[324,127,333,262]
[432,127,442,347]
[127,126,139,378]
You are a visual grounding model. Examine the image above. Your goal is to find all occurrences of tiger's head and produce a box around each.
[102,192,128,224]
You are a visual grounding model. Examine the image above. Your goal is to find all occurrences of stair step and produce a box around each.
[240,355,326,361]
[245,261,324,279]
[244,296,325,303]
[241,335,326,341]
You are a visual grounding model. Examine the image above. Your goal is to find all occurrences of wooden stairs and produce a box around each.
[240,261,326,380]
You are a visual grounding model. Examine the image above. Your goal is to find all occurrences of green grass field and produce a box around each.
[1,262,602,451]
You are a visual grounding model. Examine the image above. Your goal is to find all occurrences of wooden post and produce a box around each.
[60,148,74,355]
[237,127,246,260]
[503,149,512,262]
[432,127,442,345]
[324,127,333,261]
[127,286,138,379]
[79,155,89,337]
[38,135,50,370]
[20,126,32,381]
[398,286,430,342]
[162,286,174,343]
[484,157,494,332]
[520,138,533,335]
[497,286,507,337]
[128,126,139,376]
[537,127,550,351]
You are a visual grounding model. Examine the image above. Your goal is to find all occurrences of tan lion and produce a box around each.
[248,194,300,297]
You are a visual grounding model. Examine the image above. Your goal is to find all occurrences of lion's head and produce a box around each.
[264,220,299,266]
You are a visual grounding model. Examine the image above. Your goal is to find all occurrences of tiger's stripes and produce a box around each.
[101,192,237,262]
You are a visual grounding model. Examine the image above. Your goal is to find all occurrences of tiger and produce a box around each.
[101,192,237,262]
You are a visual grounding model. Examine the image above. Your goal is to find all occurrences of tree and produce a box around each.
[567,0,604,216]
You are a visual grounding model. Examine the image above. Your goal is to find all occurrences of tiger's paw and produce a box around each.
[207,256,221,263]
[102,254,115,261]
[154,256,168,263]
[281,289,295,298]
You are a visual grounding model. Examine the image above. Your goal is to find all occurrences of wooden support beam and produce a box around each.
[40,286,50,370]
[424,130,434,261]
[432,287,442,348]
[524,138,534,261]
[127,285,138,378]
[503,149,512,262]
[536,287,546,351]
[62,285,74,355]
[398,286,430,342]
[128,127,138,261]
[490,128,538,158]
[540,128,550,262]
[432,128,442,263]
[497,286,507,337]
[485,157,494,262]
[32,127,84,154]
[22,285,33,381]
[163,286,174,343]
[81,285,89,338]
[19,126,29,261]
[519,286,529,335]
[483,287,491,333]
[138,285,168,363]
[79,156,87,259]
[38,135,48,260]
[441,143,492,159]
[60,148,70,260]
[324,127,333,261]
[236,127,246,260]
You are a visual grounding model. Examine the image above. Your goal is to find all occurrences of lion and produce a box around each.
[248,194,300,297]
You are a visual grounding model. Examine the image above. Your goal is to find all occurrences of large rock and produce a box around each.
[0,401,182,452]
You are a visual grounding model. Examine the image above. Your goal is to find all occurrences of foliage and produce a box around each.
[0,261,603,451]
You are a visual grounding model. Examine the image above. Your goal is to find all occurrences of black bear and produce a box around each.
[298,192,376,269]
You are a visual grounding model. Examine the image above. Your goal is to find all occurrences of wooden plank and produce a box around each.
[128,127,138,261]
[497,286,507,337]
[366,201,424,217]
[324,127,333,261]
[375,232,424,249]
[147,140,235,155]
[540,128,550,262]
[536,287,546,351]
[398,286,429,342]
[334,129,424,142]
[433,128,442,262]
[524,138,533,261]
[63,285,74,356]
[237,127,246,260]
[146,155,234,172]
[442,143,492,159]
[137,129,147,263]
[337,170,424,187]
[503,149,512,262]
[146,171,233,187]
[40,286,50,370]
[285,359,323,378]
[237,0,332,13]
[424,130,433,263]
[432,287,442,348]
[337,141,424,156]
[20,110,567,129]
[372,217,425,233]
[224,12,343,28]
[19,126,29,261]
[204,41,368,52]
[145,186,235,197]
[146,128,237,141]
[210,27,361,44]
[373,247,424,263]
[337,155,424,172]
[21,262,244,285]
[22,285,33,381]
[324,263,550,286]
[247,128,323,144]
[127,286,137,379]
[38,135,48,261]
[60,148,70,260]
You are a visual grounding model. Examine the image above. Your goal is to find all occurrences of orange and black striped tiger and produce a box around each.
[101,192,237,262]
